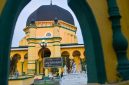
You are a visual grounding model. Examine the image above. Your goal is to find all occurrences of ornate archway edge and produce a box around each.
[1,0,128,84]
[68,0,107,84]
[0,0,31,85]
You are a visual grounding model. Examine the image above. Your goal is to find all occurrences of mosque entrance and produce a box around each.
[38,48,51,74]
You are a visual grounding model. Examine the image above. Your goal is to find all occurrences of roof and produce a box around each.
[11,44,85,50]
[61,44,84,48]
[26,5,74,26]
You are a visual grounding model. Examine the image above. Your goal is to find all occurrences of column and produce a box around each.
[107,0,129,80]
[35,60,38,75]
[53,20,62,76]
[58,68,62,76]
[45,69,48,77]
[28,46,36,75]
[21,61,24,76]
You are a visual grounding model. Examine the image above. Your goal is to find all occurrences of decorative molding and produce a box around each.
[61,45,84,48]
[28,24,76,32]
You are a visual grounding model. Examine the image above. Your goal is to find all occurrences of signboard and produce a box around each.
[44,57,63,68]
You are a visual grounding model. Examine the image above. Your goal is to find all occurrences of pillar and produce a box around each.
[45,69,48,77]
[53,18,61,58]
[27,46,36,75]
[35,60,38,75]
[52,18,62,76]
[107,0,129,80]
[58,68,62,76]
[21,62,24,76]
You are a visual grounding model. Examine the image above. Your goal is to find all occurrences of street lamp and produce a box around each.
[40,40,47,75]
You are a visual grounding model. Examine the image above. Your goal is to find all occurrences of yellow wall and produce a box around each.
[19,36,28,46]
[0,0,6,14]
[23,60,28,74]
[10,50,28,60]
[26,21,77,44]
[61,47,85,59]
[10,50,28,74]
[87,0,129,83]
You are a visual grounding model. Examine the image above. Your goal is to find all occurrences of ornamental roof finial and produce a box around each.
[50,0,52,5]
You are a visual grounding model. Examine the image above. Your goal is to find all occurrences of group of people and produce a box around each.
[42,60,86,79]
[63,59,87,74]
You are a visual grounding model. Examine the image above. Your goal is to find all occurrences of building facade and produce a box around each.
[10,5,86,76]
[1,0,129,84]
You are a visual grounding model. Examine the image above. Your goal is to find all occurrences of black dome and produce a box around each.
[26,5,74,26]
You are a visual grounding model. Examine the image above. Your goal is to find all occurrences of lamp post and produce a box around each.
[40,40,47,76]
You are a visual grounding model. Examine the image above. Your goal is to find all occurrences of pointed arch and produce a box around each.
[61,51,71,72]
[68,0,107,83]
[10,54,21,75]
[72,50,81,57]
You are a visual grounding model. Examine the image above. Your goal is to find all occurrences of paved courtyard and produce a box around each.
[34,79,60,85]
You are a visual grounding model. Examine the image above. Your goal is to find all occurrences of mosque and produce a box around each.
[1,0,129,84]
[10,4,86,76]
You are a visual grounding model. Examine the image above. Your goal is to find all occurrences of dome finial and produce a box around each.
[50,0,52,5]
[54,17,58,24]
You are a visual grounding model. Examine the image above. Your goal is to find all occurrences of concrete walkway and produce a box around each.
[34,79,60,85]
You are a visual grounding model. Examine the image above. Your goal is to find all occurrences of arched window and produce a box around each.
[24,53,28,60]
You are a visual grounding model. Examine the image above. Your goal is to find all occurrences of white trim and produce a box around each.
[61,45,84,48]
[11,48,28,51]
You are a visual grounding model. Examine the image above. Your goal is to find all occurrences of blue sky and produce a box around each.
[12,0,83,47]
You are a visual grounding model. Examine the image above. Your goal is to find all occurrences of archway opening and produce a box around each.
[61,51,71,73]
[38,48,51,74]
[39,48,51,58]
[10,54,21,75]
[72,50,81,72]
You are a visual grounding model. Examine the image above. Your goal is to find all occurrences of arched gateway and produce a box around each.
[0,0,129,85]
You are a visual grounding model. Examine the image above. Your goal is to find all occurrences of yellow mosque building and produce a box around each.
[1,0,129,84]
[10,5,86,76]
